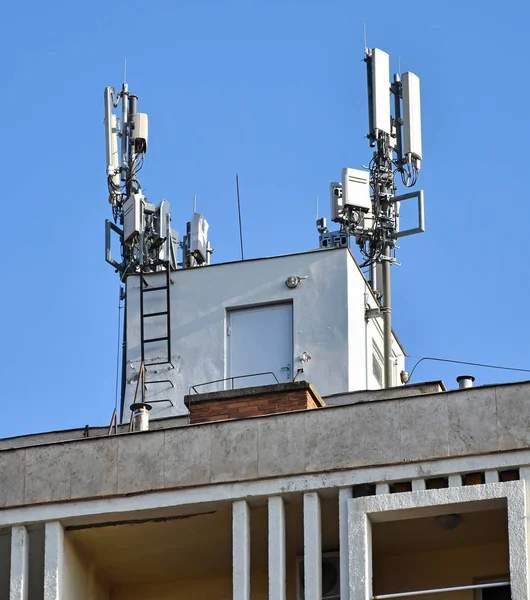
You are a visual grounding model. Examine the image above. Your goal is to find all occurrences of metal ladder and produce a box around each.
[137,262,175,409]
[139,262,173,367]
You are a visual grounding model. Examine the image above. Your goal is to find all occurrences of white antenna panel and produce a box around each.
[402,72,422,162]
[342,168,371,212]
[329,182,344,223]
[123,193,144,241]
[370,48,391,136]
[104,87,120,188]
[191,213,209,262]
[130,113,148,153]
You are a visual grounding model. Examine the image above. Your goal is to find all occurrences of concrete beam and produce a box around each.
[10,526,28,600]
[268,496,286,600]
[232,500,250,600]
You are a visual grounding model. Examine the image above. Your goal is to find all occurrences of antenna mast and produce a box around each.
[103,76,179,278]
[320,46,425,388]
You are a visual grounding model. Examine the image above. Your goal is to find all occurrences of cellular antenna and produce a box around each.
[319,45,425,388]
[363,23,367,53]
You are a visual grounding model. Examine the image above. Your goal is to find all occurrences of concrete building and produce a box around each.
[0,246,524,600]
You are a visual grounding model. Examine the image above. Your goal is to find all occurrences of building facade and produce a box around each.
[0,248,524,600]
[1,375,528,598]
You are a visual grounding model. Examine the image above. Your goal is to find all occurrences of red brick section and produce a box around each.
[185,382,325,424]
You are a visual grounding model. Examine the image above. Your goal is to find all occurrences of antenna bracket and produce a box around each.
[391,190,425,239]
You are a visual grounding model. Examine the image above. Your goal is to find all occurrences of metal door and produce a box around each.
[228,303,293,388]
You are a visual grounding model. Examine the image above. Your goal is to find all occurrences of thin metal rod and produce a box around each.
[236,173,245,260]
[165,263,172,364]
[139,272,145,365]
[373,581,509,599]
[382,251,392,388]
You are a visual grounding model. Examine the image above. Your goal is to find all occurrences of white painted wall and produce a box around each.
[63,537,109,600]
[125,248,404,419]
[346,258,404,390]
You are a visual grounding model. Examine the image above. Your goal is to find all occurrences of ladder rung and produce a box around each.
[143,311,168,318]
[145,360,171,366]
[142,285,168,293]
[144,336,169,344]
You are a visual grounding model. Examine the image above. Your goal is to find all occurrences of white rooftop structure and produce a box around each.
[123,247,405,420]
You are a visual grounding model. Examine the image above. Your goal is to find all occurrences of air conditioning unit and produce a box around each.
[297,551,340,600]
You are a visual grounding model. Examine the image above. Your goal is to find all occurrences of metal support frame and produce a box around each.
[105,220,124,271]
[393,190,425,238]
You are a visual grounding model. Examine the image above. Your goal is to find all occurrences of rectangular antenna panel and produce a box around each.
[369,48,391,136]
[402,72,422,161]
[190,213,209,262]
[107,114,120,186]
[130,113,148,153]
[104,87,120,188]
[123,193,143,241]
[329,182,344,223]
[342,168,371,212]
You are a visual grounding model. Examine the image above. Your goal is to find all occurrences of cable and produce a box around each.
[114,285,123,412]
[406,356,530,383]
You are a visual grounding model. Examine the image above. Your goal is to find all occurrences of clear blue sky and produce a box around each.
[1,0,529,437]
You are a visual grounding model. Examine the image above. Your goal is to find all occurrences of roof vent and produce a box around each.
[456,375,475,389]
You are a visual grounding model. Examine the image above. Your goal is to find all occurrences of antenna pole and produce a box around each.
[236,173,244,261]
[381,247,393,387]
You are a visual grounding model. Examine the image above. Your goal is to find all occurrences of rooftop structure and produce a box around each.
[0,379,527,598]
[1,41,522,600]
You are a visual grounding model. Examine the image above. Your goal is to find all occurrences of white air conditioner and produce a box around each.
[297,551,340,600]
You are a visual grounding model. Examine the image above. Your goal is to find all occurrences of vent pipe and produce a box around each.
[130,402,152,431]
[456,375,475,389]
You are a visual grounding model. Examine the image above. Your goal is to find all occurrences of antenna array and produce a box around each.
[318,46,425,388]
[103,81,212,277]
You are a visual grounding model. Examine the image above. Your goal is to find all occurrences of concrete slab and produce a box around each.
[164,425,212,488]
[211,420,258,483]
[71,438,118,499]
[25,445,71,504]
[497,383,530,450]
[448,388,497,455]
[117,432,165,494]
[400,394,449,461]
[257,412,307,478]
[304,401,401,472]
[0,450,25,507]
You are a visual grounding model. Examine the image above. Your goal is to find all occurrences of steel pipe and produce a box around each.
[373,581,509,599]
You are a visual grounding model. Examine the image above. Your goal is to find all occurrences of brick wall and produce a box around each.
[186,382,325,424]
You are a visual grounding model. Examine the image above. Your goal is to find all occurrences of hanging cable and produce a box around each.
[114,285,123,412]
[406,355,530,383]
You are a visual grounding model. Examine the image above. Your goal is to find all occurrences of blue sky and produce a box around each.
[1,0,529,437]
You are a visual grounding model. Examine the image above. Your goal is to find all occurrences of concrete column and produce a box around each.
[233,500,251,600]
[349,510,373,600]
[303,492,322,600]
[44,521,64,600]
[448,474,462,487]
[10,526,29,600]
[376,483,389,495]
[411,479,426,491]
[268,496,286,600]
[485,470,499,484]
[339,488,353,600]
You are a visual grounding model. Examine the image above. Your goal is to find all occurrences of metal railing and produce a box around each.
[188,371,280,396]
[373,581,510,599]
